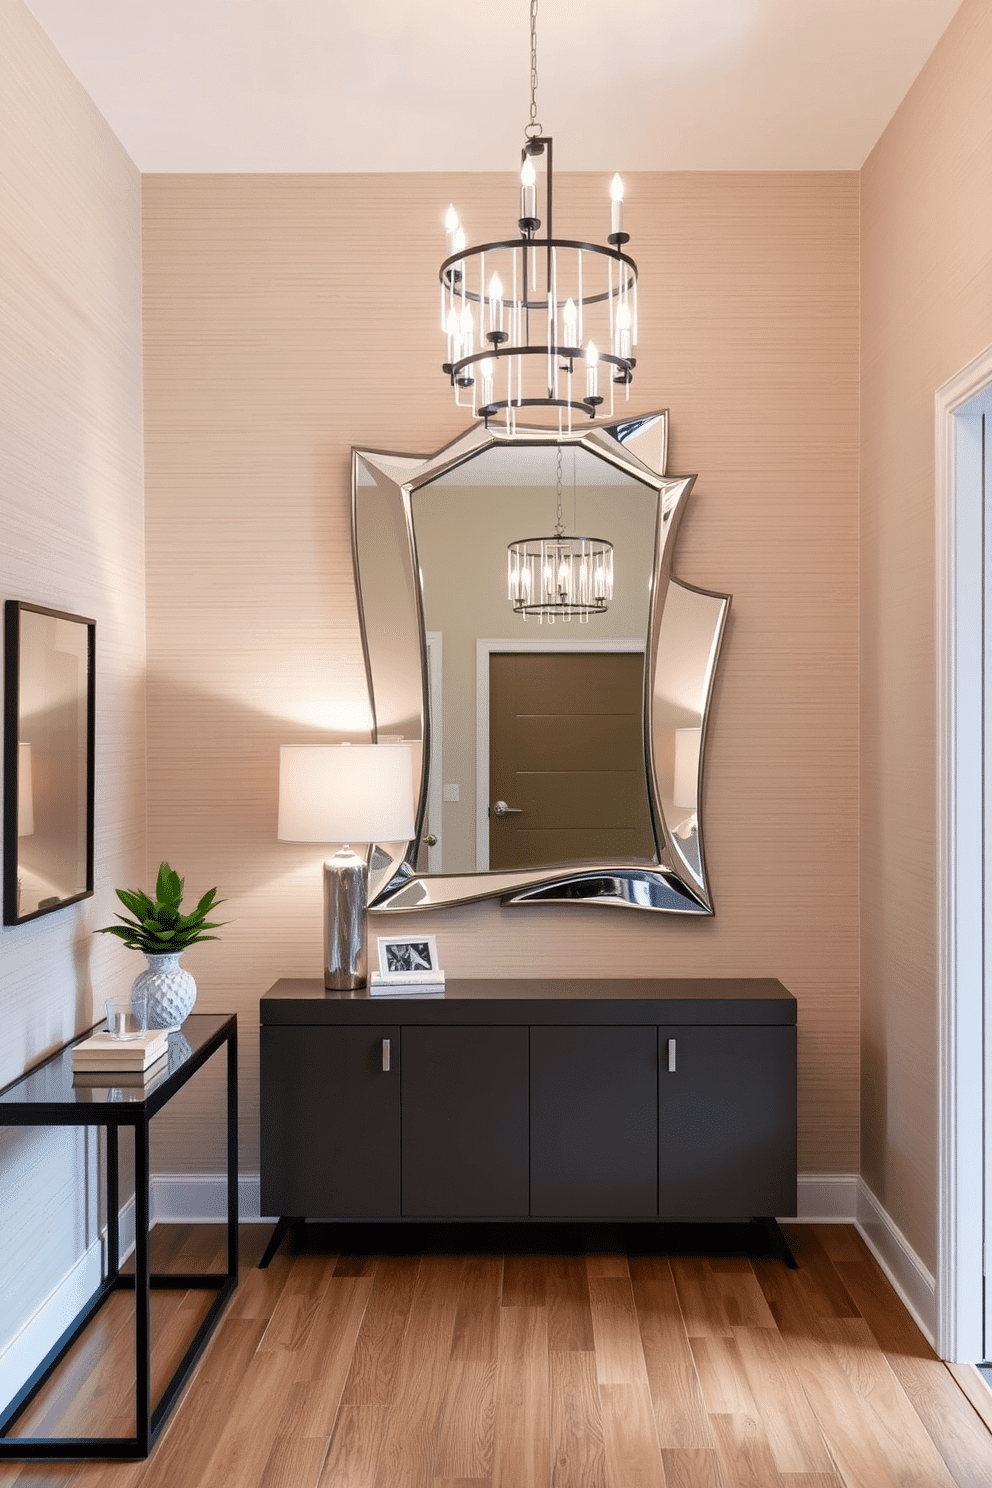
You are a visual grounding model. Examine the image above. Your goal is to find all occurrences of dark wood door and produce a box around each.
[489,651,656,869]
[401,1025,529,1217]
[260,1024,400,1218]
[657,1025,797,1217]
[530,1025,658,1217]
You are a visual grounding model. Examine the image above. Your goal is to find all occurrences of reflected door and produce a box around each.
[489,651,655,869]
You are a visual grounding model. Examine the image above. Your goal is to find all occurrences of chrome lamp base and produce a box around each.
[322,847,368,990]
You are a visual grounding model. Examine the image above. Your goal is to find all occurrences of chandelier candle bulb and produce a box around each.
[615,301,632,360]
[563,297,577,350]
[586,340,599,399]
[520,157,537,222]
[489,273,504,336]
[445,204,460,259]
[480,359,494,409]
[610,173,624,236]
[460,304,474,361]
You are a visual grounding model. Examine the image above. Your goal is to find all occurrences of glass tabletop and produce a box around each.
[0,1013,233,1113]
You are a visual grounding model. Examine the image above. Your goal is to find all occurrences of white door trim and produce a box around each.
[474,637,645,872]
[935,342,992,1361]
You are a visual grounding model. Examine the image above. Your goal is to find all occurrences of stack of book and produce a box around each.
[71,1029,169,1084]
[369,970,446,998]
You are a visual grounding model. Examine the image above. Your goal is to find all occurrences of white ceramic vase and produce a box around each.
[133,951,196,1032]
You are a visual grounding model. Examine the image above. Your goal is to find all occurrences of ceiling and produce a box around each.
[22,0,963,175]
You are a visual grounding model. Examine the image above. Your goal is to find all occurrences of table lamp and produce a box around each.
[278,743,415,990]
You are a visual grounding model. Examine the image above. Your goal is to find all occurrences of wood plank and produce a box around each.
[689,1336,758,1416]
[548,1350,607,1488]
[600,1382,666,1488]
[451,1257,503,1363]
[670,1259,733,1338]
[833,1258,992,1488]
[731,1324,834,1474]
[502,1254,547,1308]
[588,1277,649,1386]
[257,1435,330,1488]
[492,1307,549,1488]
[547,1254,595,1353]
[710,1410,783,1488]
[375,1298,459,1487]
[711,1269,778,1330]
[276,1277,373,1438]
[660,1448,723,1488]
[780,1227,860,1320]
[258,1254,334,1354]
[318,1404,386,1488]
[632,1276,714,1449]
[434,1360,497,1481]
[342,1254,420,1404]
[808,1223,867,1263]
[586,1256,629,1279]
[820,1315,960,1488]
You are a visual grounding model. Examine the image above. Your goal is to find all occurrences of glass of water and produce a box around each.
[105,993,147,1040]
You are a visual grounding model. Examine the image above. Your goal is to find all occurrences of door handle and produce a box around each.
[492,800,523,816]
[382,1038,391,1072]
[667,1038,676,1073]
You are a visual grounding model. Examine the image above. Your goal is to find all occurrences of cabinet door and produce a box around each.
[658,1025,797,1217]
[260,1024,400,1218]
[530,1025,658,1217]
[401,1026,529,1217]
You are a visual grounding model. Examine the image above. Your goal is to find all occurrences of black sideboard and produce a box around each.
[259,977,797,1261]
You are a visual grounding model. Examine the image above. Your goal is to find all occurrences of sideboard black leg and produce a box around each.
[754,1216,799,1268]
[258,1216,301,1269]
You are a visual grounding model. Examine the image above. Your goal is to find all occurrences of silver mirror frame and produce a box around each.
[352,412,731,913]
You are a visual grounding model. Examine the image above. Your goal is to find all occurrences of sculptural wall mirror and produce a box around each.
[3,602,95,924]
[352,412,730,912]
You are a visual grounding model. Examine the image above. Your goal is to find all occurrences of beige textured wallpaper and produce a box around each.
[142,169,860,1181]
[860,0,992,1272]
[0,1,145,1347]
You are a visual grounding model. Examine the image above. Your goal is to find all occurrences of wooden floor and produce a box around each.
[2,1220,992,1487]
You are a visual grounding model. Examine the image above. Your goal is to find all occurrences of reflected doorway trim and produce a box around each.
[426,633,443,874]
[935,341,992,1362]
[475,638,645,872]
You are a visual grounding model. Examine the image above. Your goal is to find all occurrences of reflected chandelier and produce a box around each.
[440,0,638,435]
[507,445,614,624]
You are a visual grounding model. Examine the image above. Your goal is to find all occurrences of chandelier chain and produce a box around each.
[526,0,542,139]
[554,444,564,537]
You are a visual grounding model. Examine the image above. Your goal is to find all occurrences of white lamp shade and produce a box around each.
[18,741,34,837]
[278,744,416,844]
[673,727,701,809]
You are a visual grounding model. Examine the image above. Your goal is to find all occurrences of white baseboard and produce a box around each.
[154,1170,863,1228]
[151,1172,264,1223]
[794,1172,859,1221]
[855,1177,936,1347]
[0,1196,135,1412]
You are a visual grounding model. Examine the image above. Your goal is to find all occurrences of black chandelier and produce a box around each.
[439,0,638,434]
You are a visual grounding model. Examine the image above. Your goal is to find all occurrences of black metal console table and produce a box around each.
[0,1012,238,1460]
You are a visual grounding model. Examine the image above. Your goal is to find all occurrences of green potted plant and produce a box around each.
[96,862,224,1031]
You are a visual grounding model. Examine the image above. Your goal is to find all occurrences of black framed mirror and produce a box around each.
[3,602,95,925]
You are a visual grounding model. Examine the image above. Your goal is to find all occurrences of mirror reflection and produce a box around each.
[412,446,658,875]
[3,602,94,924]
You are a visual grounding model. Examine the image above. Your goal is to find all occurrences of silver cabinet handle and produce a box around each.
[382,1038,391,1072]
[425,833,438,847]
[667,1038,676,1073]
[492,800,523,816]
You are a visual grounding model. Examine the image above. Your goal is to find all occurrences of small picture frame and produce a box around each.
[377,935,440,977]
